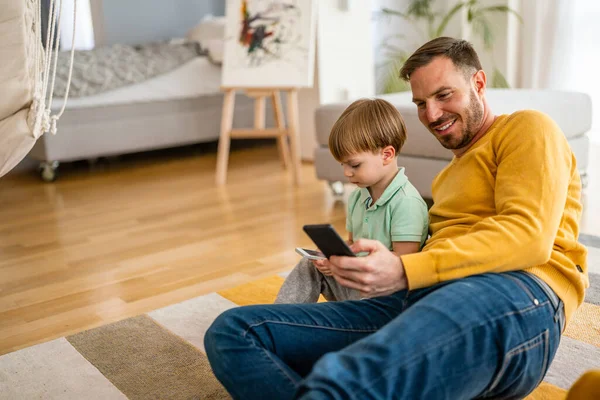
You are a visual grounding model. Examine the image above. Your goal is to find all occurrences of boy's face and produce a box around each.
[340,150,388,188]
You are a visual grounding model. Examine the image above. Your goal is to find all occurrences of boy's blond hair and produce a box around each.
[328,98,407,162]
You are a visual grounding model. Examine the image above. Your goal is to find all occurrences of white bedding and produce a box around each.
[52,57,222,110]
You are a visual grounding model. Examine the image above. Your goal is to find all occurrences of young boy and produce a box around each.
[275,98,429,303]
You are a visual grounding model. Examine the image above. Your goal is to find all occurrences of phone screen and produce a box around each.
[302,249,325,257]
[295,247,326,260]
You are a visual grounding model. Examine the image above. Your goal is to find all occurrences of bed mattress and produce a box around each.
[32,57,273,166]
[51,57,222,110]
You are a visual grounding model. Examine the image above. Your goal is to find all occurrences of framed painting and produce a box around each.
[222,0,317,88]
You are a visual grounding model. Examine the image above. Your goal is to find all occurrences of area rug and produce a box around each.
[1,237,599,399]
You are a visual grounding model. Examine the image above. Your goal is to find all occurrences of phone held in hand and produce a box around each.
[302,224,356,259]
[295,247,326,260]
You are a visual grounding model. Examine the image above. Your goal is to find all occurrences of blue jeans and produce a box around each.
[205,272,563,399]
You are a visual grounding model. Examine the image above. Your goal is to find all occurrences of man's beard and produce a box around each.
[436,91,484,150]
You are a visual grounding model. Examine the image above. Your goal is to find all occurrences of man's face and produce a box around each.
[409,56,484,151]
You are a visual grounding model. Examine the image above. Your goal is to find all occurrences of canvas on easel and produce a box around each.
[216,0,317,186]
[222,0,317,88]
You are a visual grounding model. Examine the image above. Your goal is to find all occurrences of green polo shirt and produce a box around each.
[346,168,429,250]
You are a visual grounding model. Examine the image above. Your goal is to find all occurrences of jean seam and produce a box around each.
[504,273,538,303]
[352,299,550,399]
[241,320,381,392]
[538,330,550,385]
[246,320,381,334]
[484,329,550,396]
[242,327,302,388]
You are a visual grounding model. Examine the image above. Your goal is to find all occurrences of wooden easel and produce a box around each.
[215,87,302,186]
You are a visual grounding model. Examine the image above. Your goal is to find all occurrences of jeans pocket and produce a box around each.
[482,329,550,399]
[503,274,539,305]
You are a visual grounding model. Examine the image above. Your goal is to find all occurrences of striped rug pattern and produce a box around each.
[1,239,599,399]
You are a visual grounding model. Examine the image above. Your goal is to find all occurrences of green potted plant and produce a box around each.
[377,0,522,93]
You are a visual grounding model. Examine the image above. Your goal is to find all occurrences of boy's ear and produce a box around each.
[381,145,396,165]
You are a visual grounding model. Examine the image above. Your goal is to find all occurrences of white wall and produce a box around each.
[316,1,375,104]
[97,0,224,46]
[298,0,376,160]
[372,0,419,93]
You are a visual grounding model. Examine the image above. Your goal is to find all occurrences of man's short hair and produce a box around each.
[399,37,482,81]
[328,98,407,162]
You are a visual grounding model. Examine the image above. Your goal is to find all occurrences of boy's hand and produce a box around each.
[312,258,334,276]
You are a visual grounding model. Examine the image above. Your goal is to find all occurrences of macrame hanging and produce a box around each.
[0,0,76,178]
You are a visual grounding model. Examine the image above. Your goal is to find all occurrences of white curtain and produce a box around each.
[514,0,576,89]
[59,0,95,50]
[564,0,600,139]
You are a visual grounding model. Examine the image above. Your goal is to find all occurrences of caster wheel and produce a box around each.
[39,161,59,182]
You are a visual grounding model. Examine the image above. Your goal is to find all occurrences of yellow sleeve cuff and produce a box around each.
[401,251,439,290]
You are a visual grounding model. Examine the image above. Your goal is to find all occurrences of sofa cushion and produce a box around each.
[315,89,592,162]
[381,89,592,139]
[314,147,449,198]
[315,99,454,160]
[484,89,591,140]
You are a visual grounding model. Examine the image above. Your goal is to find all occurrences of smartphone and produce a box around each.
[295,247,326,261]
[302,224,356,259]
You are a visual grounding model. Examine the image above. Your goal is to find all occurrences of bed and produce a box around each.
[30,56,262,181]
[27,1,275,181]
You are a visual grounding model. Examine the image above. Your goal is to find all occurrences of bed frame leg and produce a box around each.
[39,161,59,182]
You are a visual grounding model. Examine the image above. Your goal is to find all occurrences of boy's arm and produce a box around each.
[346,188,361,245]
[389,196,429,247]
[387,195,428,258]
[392,241,420,256]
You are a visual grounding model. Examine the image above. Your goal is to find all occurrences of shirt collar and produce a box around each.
[359,168,408,209]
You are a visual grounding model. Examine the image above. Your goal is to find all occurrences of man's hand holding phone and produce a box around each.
[329,238,408,298]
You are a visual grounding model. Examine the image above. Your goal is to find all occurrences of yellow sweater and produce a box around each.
[401,110,589,324]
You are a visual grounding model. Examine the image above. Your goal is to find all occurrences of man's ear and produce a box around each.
[381,145,396,165]
[473,70,487,95]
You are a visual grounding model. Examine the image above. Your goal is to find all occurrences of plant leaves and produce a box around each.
[492,68,510,88]
[381,58,411,94]
[407,0,435,19]
[380,8,410,20]
[435,2,466,37]
[480,5,523,23]
[375,0,518,94]
[471,14,494,49]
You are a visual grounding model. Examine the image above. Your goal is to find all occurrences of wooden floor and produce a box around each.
[1,142,598,356]
[0,145,348,356]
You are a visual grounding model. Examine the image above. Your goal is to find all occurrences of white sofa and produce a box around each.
[314,89,592,198]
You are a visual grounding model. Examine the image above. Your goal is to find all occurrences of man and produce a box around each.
[205,37,589,399]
